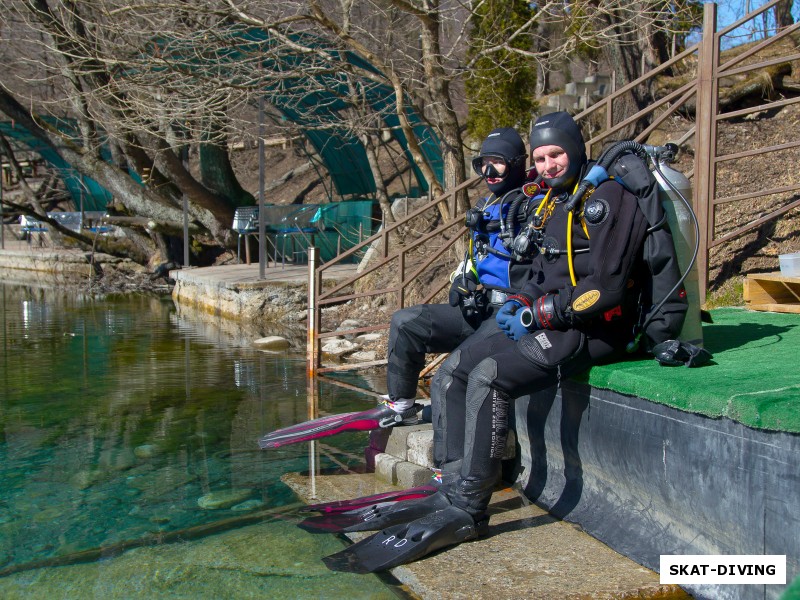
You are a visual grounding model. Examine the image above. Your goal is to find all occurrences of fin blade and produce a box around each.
[300,485,439,513]
[301,485,438,514]
[322,506,484,573]
[258,407,384,449]
[298,502,396,533]
[300,491,449,534]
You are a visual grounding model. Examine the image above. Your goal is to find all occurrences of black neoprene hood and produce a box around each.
[478,127,527,195]
[480,127,526,162]
[529,111,586,190]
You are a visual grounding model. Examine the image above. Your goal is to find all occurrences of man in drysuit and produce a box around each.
[322,111,654,573]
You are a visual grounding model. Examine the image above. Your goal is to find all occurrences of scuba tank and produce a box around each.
[651,155,704,347]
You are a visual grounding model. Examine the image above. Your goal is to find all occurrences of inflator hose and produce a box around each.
[564,140,642,213]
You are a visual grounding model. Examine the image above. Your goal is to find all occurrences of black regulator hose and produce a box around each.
[504,175,543,234]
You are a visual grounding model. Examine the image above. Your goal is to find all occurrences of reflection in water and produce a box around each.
[0,283,398,598]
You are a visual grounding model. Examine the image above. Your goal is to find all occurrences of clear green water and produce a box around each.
[0,283,403,598]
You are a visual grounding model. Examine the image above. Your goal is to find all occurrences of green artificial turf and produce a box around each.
[582,308,800,433]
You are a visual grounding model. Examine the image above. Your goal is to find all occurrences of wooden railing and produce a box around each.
[308,177,482,374]
[309,0,800,373]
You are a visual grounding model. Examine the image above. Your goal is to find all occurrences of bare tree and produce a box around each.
[0,0,702,265]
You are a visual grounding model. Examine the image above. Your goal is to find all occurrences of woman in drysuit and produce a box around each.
[259,127,542,449]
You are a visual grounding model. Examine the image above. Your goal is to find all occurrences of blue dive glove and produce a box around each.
[496,298,531,340]
[503,309,532,340]
[495,300,520,330]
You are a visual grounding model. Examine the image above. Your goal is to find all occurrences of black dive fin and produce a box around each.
[322,506,487,573]
[299,491,450,534]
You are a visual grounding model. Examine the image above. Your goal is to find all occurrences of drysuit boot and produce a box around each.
[321,468,494,573]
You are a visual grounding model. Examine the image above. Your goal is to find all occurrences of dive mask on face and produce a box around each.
[471,155,525,179]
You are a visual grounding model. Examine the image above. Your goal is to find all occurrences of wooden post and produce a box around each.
[693,2,718,302]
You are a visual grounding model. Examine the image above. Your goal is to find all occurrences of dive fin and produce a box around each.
[258,403,421,449]
[299,490,450,534]
[322,506,488,573]
[300,484,438,514]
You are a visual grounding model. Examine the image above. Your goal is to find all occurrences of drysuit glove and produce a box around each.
[503,310,532,341]
[495,300,520,330]
[496,299,531,340]
[449,272,482,319]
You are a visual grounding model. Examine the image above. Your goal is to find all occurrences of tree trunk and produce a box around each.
[199,123,256,208]
[774,0,795,30]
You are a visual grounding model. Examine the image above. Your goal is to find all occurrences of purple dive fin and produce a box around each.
[298,501,397,533]
[258,403,421,450]
[298,489,448,534]
[300,485,439,514]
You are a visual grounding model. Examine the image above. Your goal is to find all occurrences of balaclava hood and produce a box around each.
[478,127,527,196]
[528,112,586,192]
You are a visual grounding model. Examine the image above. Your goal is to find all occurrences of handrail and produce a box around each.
[310,178,482,374]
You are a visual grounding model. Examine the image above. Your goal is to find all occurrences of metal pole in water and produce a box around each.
[308,375,319,500]
[182,145,190,267]
[306,250,320,500]
[258,97,266,279]
[0,173,4,249]
[307,246,319,378]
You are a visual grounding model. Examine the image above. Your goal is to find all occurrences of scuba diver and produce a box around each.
[320,111,679,573]
[259,127,543,450]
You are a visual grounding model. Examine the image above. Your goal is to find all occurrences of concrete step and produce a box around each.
[282,471,689,599]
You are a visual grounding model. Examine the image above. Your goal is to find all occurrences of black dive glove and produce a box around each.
[449,272,486,320]
[652,340,713,367]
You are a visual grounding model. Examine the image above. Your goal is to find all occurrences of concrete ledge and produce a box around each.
[281,471,687,600]
[512,381,799,600]
[0,247,145,284]
[170,262,357,323]
[372,383,799,600]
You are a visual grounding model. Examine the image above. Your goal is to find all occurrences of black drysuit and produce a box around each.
[431,179,650,517]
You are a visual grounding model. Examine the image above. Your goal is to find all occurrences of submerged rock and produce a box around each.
[133,444,160,460]
[197,489,253,510]
[231,499,265,512]
[253,336,290,350]
[69,469,103,490]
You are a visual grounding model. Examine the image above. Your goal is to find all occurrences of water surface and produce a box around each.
[0,283,402,598]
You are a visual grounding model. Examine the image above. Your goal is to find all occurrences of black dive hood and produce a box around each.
[478,127,527,196]
[529,112,586,192]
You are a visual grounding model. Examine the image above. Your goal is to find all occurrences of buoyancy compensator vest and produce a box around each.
[561,141,702,355]
[467,182,545,291]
